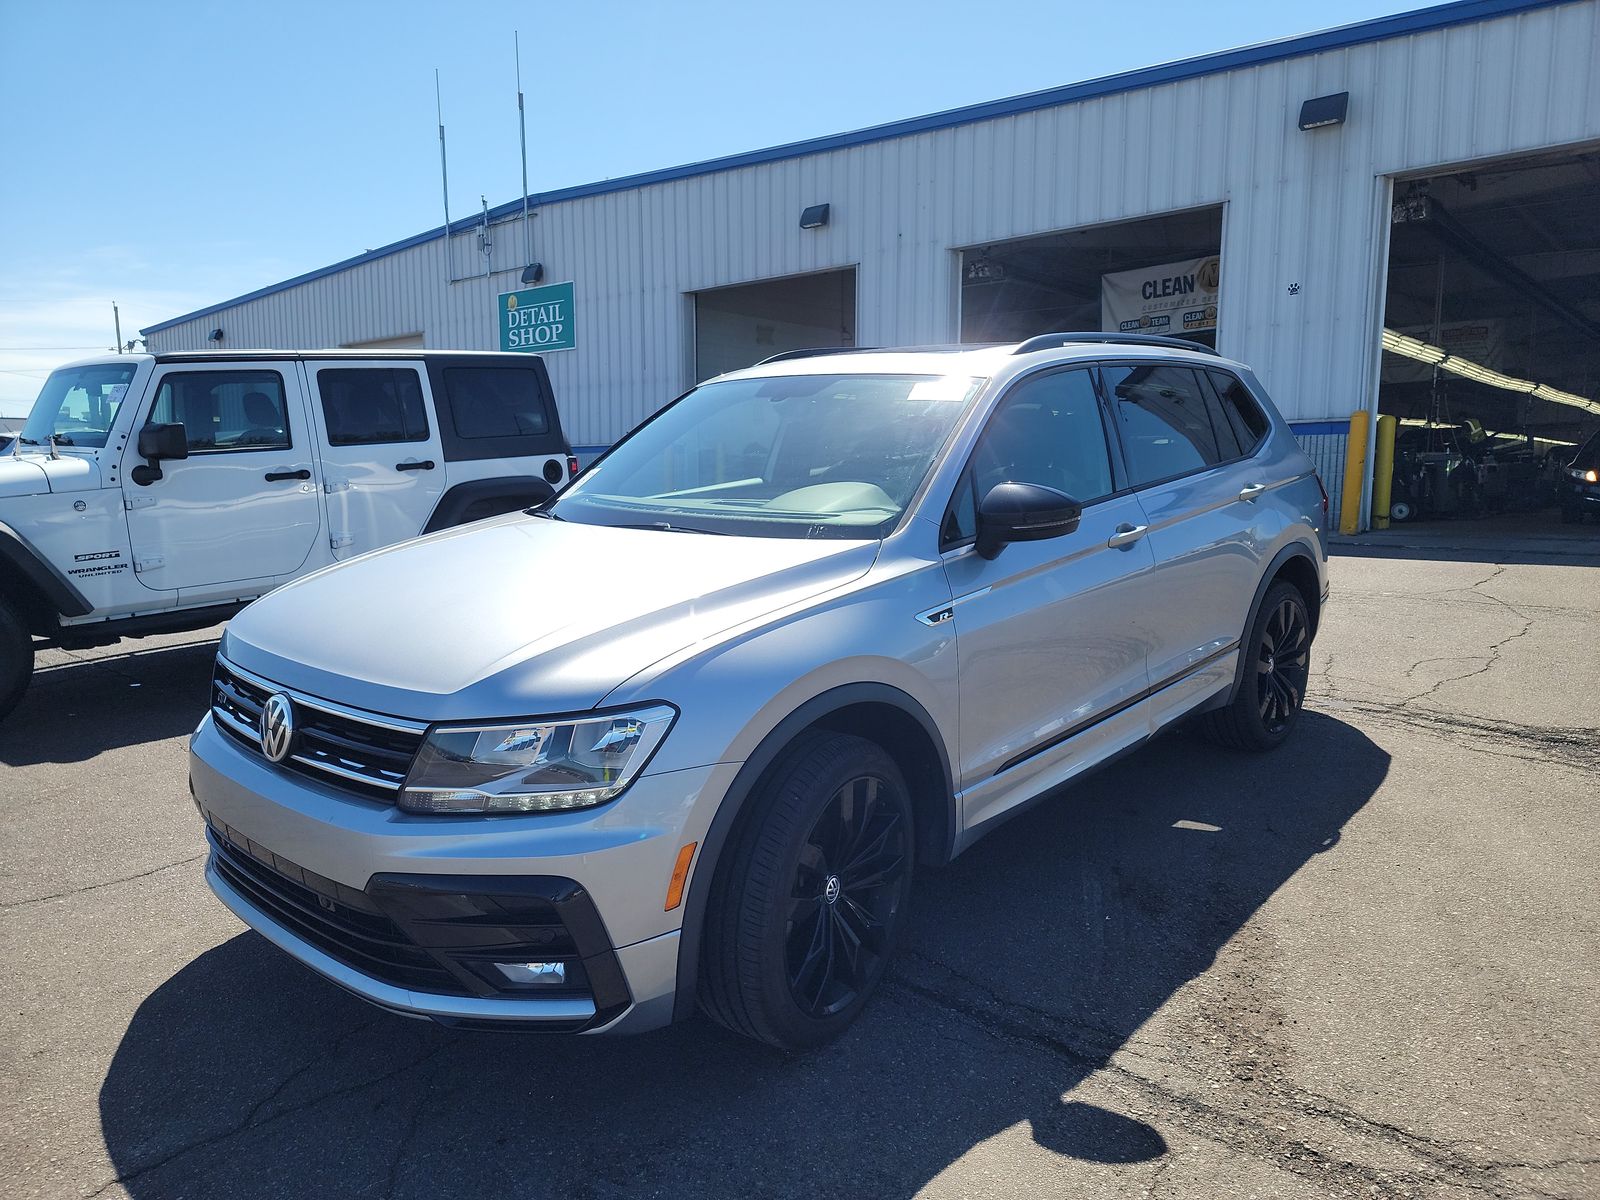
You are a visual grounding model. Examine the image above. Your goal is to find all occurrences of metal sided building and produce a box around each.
[142,0,1600,533]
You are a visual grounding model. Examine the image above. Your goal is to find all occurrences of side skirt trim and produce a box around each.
[994,640,1239,776]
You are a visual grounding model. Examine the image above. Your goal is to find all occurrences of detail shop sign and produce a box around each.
[499,281,576,352]
[1101,256,1220,335]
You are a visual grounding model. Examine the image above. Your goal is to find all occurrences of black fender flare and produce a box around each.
[420,476,554,534]
[0,519,91,625]
[1224,538,1322,705]
[670,681,955,1023]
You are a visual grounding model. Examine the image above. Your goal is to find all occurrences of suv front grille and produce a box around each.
[211,657,426,801]
[207,817,463,994]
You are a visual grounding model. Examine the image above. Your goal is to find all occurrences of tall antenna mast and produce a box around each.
[516,32,533,270]
[436,69,452,243]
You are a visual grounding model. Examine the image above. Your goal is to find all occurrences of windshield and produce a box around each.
[551,372,984,538]
[20,362,138,449]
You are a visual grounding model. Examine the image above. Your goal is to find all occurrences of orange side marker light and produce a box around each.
[664,842,697,912]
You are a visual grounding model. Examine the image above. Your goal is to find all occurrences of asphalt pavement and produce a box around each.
[2,538,1596,1199]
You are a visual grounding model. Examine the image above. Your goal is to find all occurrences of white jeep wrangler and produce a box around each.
[0,350,575,718]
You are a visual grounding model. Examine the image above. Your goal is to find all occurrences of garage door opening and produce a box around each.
[959,207,1224,347]
[1378,147,1600,537]
[694,269,856,382]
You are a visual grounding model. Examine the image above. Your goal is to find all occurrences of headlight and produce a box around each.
[1570,467,1599,483]
[399,704,676,814]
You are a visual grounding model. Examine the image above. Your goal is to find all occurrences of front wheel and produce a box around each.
[1202,581,1312,752]
[0,594,35,721]
[700,731,914,1049]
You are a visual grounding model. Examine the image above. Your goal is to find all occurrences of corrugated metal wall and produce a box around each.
[145,1,1600,453]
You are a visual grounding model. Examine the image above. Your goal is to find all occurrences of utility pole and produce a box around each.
[113,302,122,354]
[516,31,533,268]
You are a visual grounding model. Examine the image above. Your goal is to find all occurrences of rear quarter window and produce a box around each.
[444,368,550,438]
[427,358,565,463]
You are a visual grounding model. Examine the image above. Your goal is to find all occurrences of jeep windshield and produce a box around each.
[549,372,984,539]
[20,362,138,449]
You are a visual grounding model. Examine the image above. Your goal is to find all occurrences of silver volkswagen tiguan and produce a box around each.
[190,333,1329,1049]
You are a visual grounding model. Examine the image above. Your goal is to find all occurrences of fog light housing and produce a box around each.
[493,961,568,986]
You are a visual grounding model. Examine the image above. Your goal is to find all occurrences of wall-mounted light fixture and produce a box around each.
[520,262,544,285]
[207,328,225,342]
[1298,92,1349,131]
[799,203,830,230]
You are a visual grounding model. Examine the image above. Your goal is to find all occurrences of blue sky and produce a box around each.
[0,0,1430,412]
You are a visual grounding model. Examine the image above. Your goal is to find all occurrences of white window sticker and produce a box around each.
[909,377,978,402]
[105,384,128,406]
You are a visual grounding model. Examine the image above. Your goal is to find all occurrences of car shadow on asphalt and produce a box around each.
[0,638,216,766]
[97,710,1387,1198]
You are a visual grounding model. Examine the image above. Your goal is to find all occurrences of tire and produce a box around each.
[699,730,914,1050]
[0,594,34,722]
[1202,581,1312,752]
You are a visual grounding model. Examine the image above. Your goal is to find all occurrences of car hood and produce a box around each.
[223,514,879,719]
[0,455,49,498]
[0,450,99,497]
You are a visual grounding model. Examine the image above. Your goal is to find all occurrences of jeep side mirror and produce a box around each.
[132,422,189,486]
[975,482,1083,560]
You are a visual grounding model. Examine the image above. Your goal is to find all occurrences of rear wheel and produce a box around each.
[0,594,34,721]
[700,731,913,1049]
[1202,581,1312,752]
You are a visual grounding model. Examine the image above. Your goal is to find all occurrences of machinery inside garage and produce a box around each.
[1378,147,1600,532]
[959,207,1223,346]
[693,269,857,381]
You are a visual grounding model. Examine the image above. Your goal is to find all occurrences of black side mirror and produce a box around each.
[975,482,1083,560]
[131,422,189,486]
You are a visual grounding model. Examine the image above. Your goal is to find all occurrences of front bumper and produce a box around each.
[190,714,737,1033]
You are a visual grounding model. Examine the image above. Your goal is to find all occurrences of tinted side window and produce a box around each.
[1207,369,1270,453]
[1105,364,1222,485]
[317,368,429,445]
[444,368,551,439]
[962,367,1114,519]
[151,370,289,452]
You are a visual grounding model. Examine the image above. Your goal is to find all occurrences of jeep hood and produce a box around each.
[223,513,877,719]
[0,450,99,497]
[0,456,49,498]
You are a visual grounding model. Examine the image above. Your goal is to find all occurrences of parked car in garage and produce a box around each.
[1559,429,1600,524]
[189,333,1329,1049]
[0,350,576,719]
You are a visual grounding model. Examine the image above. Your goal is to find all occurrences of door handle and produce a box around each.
[264,468,311,482]
[1107,523,1149,549]
[1238,483,1267,501]
[396,459,436,472]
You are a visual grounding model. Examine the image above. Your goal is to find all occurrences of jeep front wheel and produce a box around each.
[700,731,914,1050]
[0,594,34,721]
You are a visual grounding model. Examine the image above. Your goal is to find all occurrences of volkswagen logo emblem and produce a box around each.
[259,693,295,764]
[823,874,842,905]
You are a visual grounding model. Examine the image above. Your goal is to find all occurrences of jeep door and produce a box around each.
[120,363,321,601]
[942,366,1157,835]
[1100,362,1271,722]
[304,362,445,559]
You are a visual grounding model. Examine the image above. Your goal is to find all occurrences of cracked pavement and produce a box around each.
[1,541,1596,1199]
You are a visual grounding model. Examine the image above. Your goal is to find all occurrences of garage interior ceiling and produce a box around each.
[1381,146,1600,442]
[959,208,1224,346]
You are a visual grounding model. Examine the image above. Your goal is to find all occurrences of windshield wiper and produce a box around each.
[612,521,730,535]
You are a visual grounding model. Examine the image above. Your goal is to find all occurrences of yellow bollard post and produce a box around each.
[1339,410,1370,536]
[1371,414,1397,530]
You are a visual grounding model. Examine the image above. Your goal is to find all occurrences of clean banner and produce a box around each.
[1101,255,1220,336]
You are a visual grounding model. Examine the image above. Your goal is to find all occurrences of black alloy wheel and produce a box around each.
[785,774,909,1019]
[699,730,915,1049]
[1201,579,1313,751]
[1256,591,1311,735]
